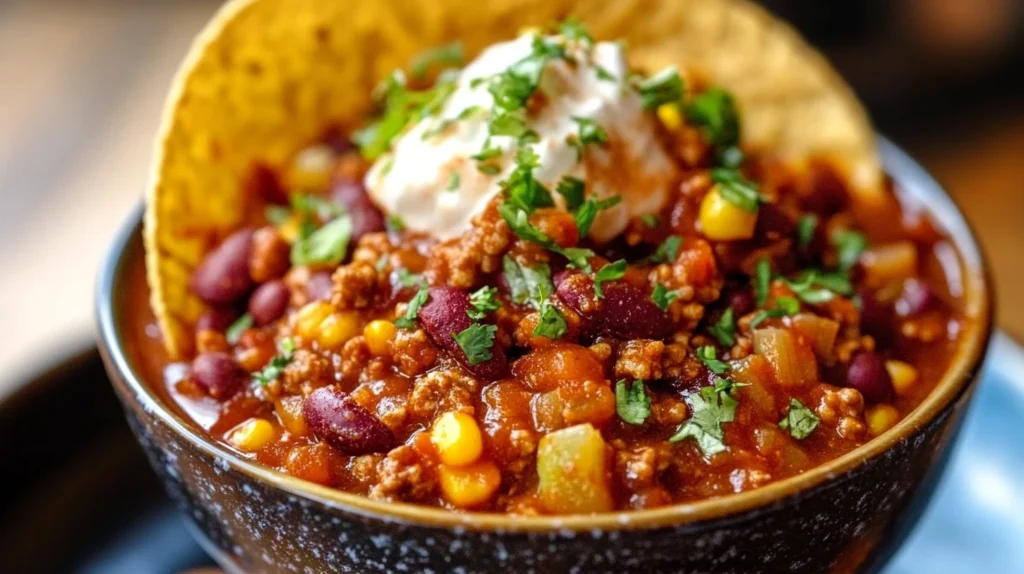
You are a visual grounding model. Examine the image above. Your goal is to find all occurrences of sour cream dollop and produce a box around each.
[365,34,678,243]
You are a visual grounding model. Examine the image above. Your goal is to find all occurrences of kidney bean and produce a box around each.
[302,387,394,455]
[321,127,355,155]
[191,352,247,399]
[755,203,795,241]
[196,306,239,332]
[858,289,895,346]
[191,229,255,305]
[556,273,672,340]
[331,177,385,241]
[845,351,894,403]
[722,285,756,316]
[418,287,509,380]
[897,278,935,316]
[243,162,287,205]
[306,271,334,302]
[248,280,290,325]
[802,163,849,216]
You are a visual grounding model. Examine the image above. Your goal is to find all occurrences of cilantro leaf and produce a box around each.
[386,214,406,233]
[593,259,627,300]
[750,296,801,328]
[225,314,253,345]
[498,204,556,247]
[265,205,291,226]
[502,256,554,310]
[636,67,684,110]
[558,18,593,44]
[696,346,729,374]
[754,258,772,307]
[574,195,621,237]
[290,215,353,267]
[711,168,763,213]
[355,72,457,159]
[832,230,868,272]
[669,385,738,457]
[650,235,682,264]
[568,116,608,159]
[397,268,421,288]
[556,176,586,211]
[640,214,659,229]
[253,337,296,385]
[409,42,464,78]
[708,307,736,347]
[615,380,651,425]
[685,87,740,150]
[502,146,554,213]
[467,286,501,320]
[395,283,429,330]
[559,246,596,274]
[453,323,497,365]
[533,299,568,340]
[779,398,820,440]
[651,283,679,311]
[797,214,818,248]
[446,171,460,191]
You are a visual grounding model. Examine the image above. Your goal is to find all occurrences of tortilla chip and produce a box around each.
[145,0,880,358]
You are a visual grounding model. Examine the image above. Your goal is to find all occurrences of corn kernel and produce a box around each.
[885,360,919,398]
[866,404,900,437]
[438,460,501,508]
[699,185,758,241]
[317,312,361,350]
[657,103,683,131]
[275,396,308,436]
[294,301,333,339]
[364,320,398,357]
[286,144,335,192]
[431,411,484,467]
[228,418,277,452]
[277,215,303,244]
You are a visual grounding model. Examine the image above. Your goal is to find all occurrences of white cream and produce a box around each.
[365,34,677,243]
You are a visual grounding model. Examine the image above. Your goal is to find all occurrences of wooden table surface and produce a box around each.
[0,0,1020,395]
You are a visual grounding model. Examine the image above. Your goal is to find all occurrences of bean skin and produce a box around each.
[191,229,255,305]
[303,387,394,455]
[556,273,672,340]
[191,352,247,399]
[845,351,894,403]
[196,306,239,332]
[248,280,290,325]
[418,287,509,380]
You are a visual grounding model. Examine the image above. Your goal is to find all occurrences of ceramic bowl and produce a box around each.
[96,139,993,573]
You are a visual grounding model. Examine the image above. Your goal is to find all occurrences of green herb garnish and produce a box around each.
[651,283,679,311]
[395,282,429,330]
[354,71,457,159]
[290,216,353,267]
[636,67,684,110]
[502,257,554,310]
[556,176,585,211]
[711,168,763,213]
[467,286,501,320]
[253,338,296,385]
[669,383,738,457]
[453,323,497,365]
[685,87,739,150]
[650,235,682,264]
[225,314,253,345]
[797,214,818,248]
[386,214,406,233]
[708,307,736,347]
[574,195,621,237]
[502,146,554,213]
[568,116,608,159]
[832,230,868,272]
[534,300,568,340]
[754,258,772,307]
[696,345,729,374]
[593,259,627,300]
[779,398,820,440]
[409,42,464,78]
[615,380,651,425]
[640,214,659,228]
[558,18,593,44]
[397,268,421,288]
[750,296,800,328]
[446,171,461,191]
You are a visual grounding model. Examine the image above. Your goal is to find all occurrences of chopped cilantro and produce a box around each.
[290,215,352,267]
[265,205,291,226]
[782,270,838,304]
[489,110,530,139]
[446,171,461,191]
[797,214,818,248]
[593,259,627,300]
[754,258,772,307]
[650,283,679,311]
[354,72,457,159]
[453,323,497,365]
[502,146,554,213]
[225,314,253,345]
[291,193,344,221]
[467,286,501,320]
[832,230,868,272]
[574,195,621,237]
[386,214,406,233]
[718,145,745,169]
[533,300,568,340]
[395,282,429,330]
[640,214,659,228]
[253,338,296,385]
[685,87,740,150]
[615,380,651,425]
[595,65,617,82]
[711,168,763,213]
[696,346,729,374]
[650,235,682,264]
[409,42,464,78]
[375,254,389,272]
[750,296,801,328]
[779,398,820,439]
[636,67,684,110]
[708,307,736,347]
[478,163,501,175]
[568,116,608,158]
[498,204,556,247]
[559,246,596,274]
[556,176,585,211]
[397,267,421,288]
[502,256,554,310]
[558,18,593,44]
[485,35,564,113]
[669,384,738,457]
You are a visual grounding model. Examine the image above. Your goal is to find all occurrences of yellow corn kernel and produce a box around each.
[885,360,919,398]
[275,396,308,436]
[277,215,303,244]
[866,404,900,436]
[364,320,398,357]
[317,312,361,350]
[431,411,484,467]
[294,301,333,339]
[657,103,683,131]
[699,185,758,241]
[228,418,277,452]
[286,144,335,192]
[438,460,501,509]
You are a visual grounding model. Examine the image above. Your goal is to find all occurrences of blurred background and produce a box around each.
[0,0,1022,396]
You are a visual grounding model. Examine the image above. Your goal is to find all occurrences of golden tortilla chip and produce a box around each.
[145,0,880,358]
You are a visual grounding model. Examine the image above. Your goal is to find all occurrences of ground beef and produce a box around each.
[409,368,478,419]
[281,349,333,395]
[331,260,380,310]
[650,395,688,426]
[369,444,437,502]
[662,342,702,382]
[339,336,372,384]
[249,226,290,283]
[426,200,510,288]
[815,385,866,441]
[391,328,438,377]
[615,339,665,381]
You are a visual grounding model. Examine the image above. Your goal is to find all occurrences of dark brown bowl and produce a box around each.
[96,138,992,573]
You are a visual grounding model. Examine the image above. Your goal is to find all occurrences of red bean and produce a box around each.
[897,278,935,316]
[191,352,247,399]
[243,162,287,205]
[306,271,334,302]
[191,229,255,305]
[556,273,672,339]
[418,287,509,380]
[755,203,795,241]
[330,178,384,241]
[845,351,894,403]
[248,280,290,325]
[859,289,895,346]
[722,285,755,316]
[802,164,849,216]
[303,387,394,455]
[196,307,239,332]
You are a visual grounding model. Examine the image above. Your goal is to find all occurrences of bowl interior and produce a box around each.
[97,136,993,532]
